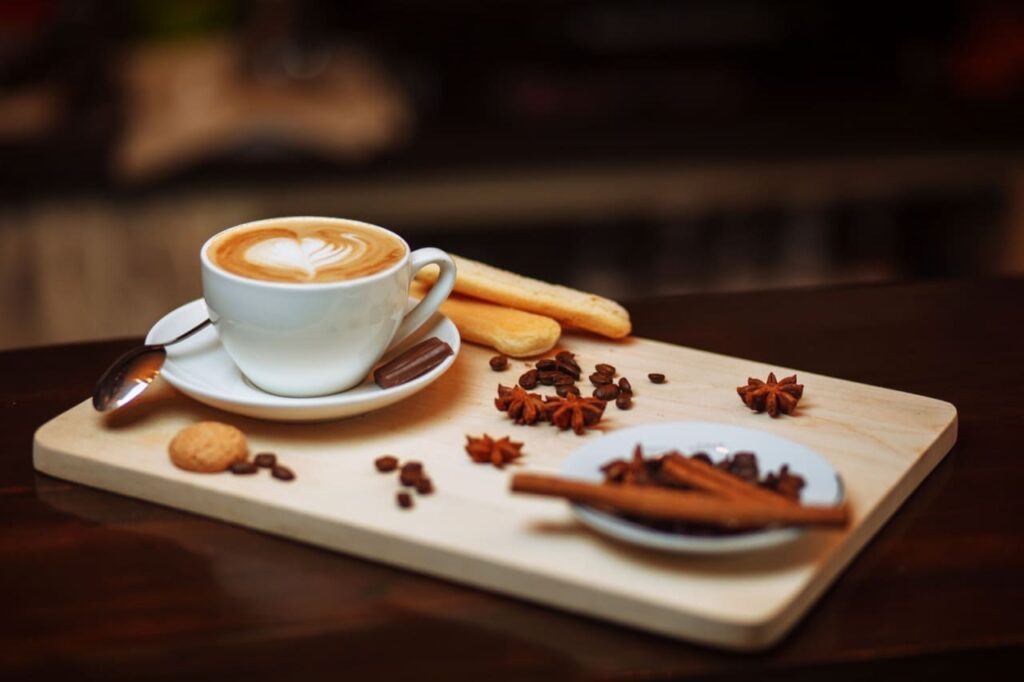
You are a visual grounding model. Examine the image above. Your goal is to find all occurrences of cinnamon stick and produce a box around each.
[660,454,799,508]
[510,473,849,529]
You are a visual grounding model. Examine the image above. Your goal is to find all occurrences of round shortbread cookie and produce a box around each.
[168,421,248,473]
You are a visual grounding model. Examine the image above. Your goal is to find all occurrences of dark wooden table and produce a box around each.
[2,278,1022,680]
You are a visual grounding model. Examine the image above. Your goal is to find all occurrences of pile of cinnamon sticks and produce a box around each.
[511,447,849,532]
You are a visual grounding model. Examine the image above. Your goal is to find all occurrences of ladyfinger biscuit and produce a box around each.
[417,255,631,339]
[411,281,560,357]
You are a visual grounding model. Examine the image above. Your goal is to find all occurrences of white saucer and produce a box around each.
[147,299,461,422]
[561,422,843,555]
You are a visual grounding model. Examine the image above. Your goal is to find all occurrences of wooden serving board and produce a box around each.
[33,334,957,650]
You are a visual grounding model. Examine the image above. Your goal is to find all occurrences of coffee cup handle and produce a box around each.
[390,248,457,347]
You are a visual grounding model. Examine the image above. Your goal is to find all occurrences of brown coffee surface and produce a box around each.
[209,221,406,283]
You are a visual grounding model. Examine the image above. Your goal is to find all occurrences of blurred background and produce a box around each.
[1,0,1022,349]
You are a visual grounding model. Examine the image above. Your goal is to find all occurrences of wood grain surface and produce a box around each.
[2,278,1023,680]
[32,330,955,651]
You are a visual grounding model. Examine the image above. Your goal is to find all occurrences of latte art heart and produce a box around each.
[244,236,364,277]
[209,221,406,283]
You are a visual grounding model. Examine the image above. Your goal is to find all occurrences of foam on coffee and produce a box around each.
[209,221,406,283]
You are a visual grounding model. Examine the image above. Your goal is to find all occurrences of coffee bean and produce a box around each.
[615,393,633,410]
[618,377,632,393]
[552,373,575,386]
[555,361,581,380]
[399,462,423,486]
[595,363,616,376]
[397,491,413,509]
[489,355,509,371]
[556,383,581,398]
[374,455,399,472]
[538,370,561,386]
[415,477,434,495]
[648,373,666,384]
[519,369,539,389]
[253,452,277,468]
[555,350,576,363]
[535,358,557,371]
[271,465,295,481]
[229,461,258,475]
[589,372,613,386]
[593,384,620,401]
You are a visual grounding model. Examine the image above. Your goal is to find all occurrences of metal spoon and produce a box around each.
[92,319,212,412]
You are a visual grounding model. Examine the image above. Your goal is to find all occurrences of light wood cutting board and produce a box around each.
[33,333,957,650]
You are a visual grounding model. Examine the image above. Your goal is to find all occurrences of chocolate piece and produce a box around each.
[518,369,539,389]
[397,491,413,509]
[373,337,454,389]
[375,455,399,472]
[415,478,434,495]
[648,373,666,384]
[489,355,509,371]
[229,461,258,475]
[254,452,277,468]
[595,363,616,376]
[271,465,295,481]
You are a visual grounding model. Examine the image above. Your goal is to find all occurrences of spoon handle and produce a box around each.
[155,318,212,348]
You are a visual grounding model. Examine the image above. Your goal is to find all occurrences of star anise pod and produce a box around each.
[544,393,606,435]
[464,434,524,468]
[737,372,804,417]
[495,384,548,425]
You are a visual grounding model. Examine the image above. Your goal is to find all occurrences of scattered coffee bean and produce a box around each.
[271,465,295,481]
[554,356,581,378]
[375,455,399,472]
[254,452,277,468]
[519,369,539,389]
[595,363,616,376]
[538,370,561,386]
[397,491,413,509]
[415,477,434,495]
[556,383,581,398]
[593,384,620,401]
[555,350,576,363]
[535,358,557,371]
[399,462,423,486]
[618,377,632,393]
[589,372,613,386]
[552,373,575,387]
[615,393,633,410]
[489,355,509,371]
[691,452,713,465]
[229,461,258,475]
[648,373,666,384]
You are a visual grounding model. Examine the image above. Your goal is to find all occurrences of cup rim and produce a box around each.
[200,216,411,289]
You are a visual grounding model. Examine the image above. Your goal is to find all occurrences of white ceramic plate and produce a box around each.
[561,421,843,554]
[147,299,460,422]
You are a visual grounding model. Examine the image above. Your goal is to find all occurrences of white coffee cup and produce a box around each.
[200,216,456,397]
